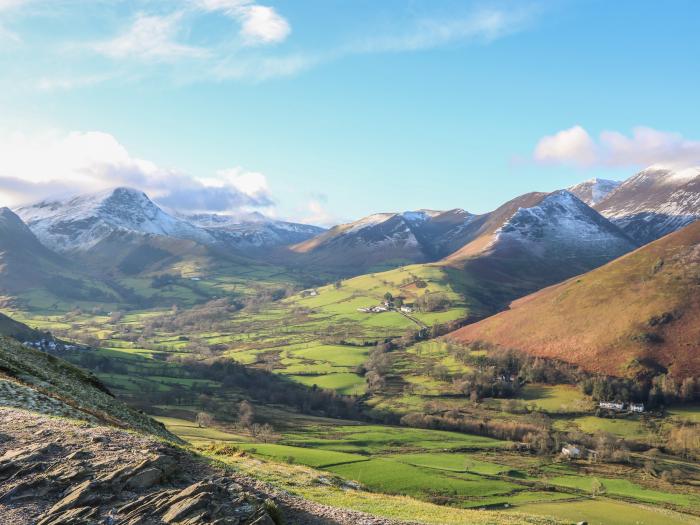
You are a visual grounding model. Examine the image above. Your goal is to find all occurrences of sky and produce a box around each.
[0,0,699,226]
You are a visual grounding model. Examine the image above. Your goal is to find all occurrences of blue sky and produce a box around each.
[0,0,698,225]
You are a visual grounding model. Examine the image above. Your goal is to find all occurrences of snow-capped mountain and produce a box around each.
[594,166,700,244]
[444,190,637,265]
[185,212,325,250]
[567,178,621,205]
[491,190,637,258]
[16,187,214,253]
[289,208,477,270]
[15,187,325,254]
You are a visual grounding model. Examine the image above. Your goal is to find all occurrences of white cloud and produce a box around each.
[238,5,290,45]
[534,125,598,166]
[300,199,337,227]
[93,12,209,62]
[0,0,28,10]
[202,168,269,199]
[0,130,273,213]
[195,0,290,46]
[534,125,700,168]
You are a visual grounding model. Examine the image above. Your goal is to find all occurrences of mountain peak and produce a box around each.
[16,188,212,253]
[595,165,700,244]
[567,178,621,206]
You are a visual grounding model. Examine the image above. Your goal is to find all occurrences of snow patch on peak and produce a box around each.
[492,189,635,257]
[345,213,396,233]
[567,178,621,206]
[16,187,213,252]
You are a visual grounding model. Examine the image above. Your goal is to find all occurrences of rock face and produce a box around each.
[0,408,276,525]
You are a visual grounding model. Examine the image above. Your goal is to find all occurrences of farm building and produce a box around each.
[599,401,624,411]
[629,403,645,413]
[561,445,581,459]
[400,305,413,313]
[301,289,319,297]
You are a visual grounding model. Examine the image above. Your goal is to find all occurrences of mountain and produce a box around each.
[443,190,636,267]
[595,165,700,244]
[288,209,477,272]
[16,187,214,253]
[567,178,621,205]
[186,211,325,251]
[448,221,700,379]
[438,190,639,313]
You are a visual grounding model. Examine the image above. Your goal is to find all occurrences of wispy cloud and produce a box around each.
[352,7,536,54]
[534,125,700,168]
[93,12,209,62]
[16,2,539,87]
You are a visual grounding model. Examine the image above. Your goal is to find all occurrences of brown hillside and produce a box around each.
[448,221,700,379]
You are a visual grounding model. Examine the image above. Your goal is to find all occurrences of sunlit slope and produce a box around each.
[449,221,700,378]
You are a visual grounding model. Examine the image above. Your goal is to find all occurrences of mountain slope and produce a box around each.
[448,221,700,379]
[0,312,40,340]
[567,178,621,205]
[16,187,214,253]
[289,212,435,271]
[595,165,700,244]
[0,207,119,304]
[187,211,324,250]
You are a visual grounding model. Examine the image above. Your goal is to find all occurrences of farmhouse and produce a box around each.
[561,444,581,459]
[629,403,645,413]
[400,305,413,313]
[599,401,624,411]
[301,289,319,297]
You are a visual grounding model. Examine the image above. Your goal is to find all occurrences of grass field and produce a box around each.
[511,499,699,525]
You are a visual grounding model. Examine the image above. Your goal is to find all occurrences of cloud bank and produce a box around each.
[534,125,700,169]
[0,130,273,213]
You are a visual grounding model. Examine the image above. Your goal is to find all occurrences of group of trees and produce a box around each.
[414,292,451,312]
[581,374,700,408]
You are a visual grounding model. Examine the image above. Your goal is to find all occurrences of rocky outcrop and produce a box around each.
[0,408,276,525]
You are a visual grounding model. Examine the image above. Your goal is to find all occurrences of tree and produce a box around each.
[238,400,255,429]
[383,292,393,302]
[196,411,213,428]
[591,478,605,497]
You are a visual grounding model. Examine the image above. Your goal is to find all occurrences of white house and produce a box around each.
[400,305,413,313]
[599,401,624,411]
[629,403,645,413]
[561,445,581,459]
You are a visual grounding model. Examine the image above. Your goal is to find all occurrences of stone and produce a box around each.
[46,480,98,515]
[127,467,163,489]
[36,505,99,525]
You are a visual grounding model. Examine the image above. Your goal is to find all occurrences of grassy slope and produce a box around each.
[449,222,700,378]
[0,336,174,440]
